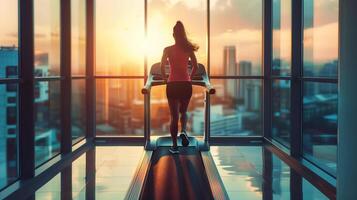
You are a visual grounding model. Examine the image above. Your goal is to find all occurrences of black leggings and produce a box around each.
[166,82,192,146]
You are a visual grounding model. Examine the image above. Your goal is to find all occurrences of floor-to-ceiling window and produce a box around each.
[34,0,61,166]
[94,0,263,137]
[210,0,263,136]
[95,0,145,136]
[148,0,207,137]
[302,0,338,176]
[271,0,292,147]
[0,0,19,189]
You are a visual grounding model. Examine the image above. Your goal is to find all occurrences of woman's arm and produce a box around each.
[160,48,169,82]
[189,51,198,79]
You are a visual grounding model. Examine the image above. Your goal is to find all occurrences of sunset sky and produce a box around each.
[0,0,339,75]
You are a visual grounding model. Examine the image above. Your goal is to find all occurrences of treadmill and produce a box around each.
[125,62,229,200]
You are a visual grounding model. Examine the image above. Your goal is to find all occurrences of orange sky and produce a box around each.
[0,0,339,75]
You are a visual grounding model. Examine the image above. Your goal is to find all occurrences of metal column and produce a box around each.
[338,0,357,199]
[19,0,35,180]
[60,0,72,154]
[291,0,303,158]
[263,0,273,139]
[86,0,96,139]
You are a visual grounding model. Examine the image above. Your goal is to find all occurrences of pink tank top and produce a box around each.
[167,45,190,82]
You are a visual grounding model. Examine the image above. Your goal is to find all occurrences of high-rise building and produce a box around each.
[245,80,261,111]
[303,0,314,69]
[0,46,18,186]
[223,46,238,98]
[238,61,252,100]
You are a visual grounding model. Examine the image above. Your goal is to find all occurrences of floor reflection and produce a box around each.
[211,146,329,200]
[33,145,329,200]
[35,146,143,200]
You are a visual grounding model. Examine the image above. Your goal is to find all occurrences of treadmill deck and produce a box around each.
[140,147,214,200]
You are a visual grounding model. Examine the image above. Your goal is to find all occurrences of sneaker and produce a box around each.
[180,131,190,147]
[169,146,179,154]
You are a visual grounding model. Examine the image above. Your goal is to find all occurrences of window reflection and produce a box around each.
[272,153,291,199]
[35,81,61,166]
[303,0,338,77]
[72,80,86,142]
[303,82,337,176]
[34,0,61,77]
[272,0,291,76]
[96,79,144,136]
[303,179,329,200]
[211,79,262,136]
[272,80,291,147]
[302,0,339,177]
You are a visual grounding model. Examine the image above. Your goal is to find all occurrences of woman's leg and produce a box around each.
[168,98,180,147]
[179,98,190,132]
[179,82,192,133]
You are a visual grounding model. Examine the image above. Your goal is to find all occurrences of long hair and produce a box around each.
[173,21,199,52]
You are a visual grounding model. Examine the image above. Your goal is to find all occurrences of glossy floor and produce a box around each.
[33,146,329,200]
[211,146,328,200]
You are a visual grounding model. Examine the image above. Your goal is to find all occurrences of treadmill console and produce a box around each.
[150,62,206,81]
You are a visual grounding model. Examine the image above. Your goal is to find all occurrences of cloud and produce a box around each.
[211,0,262,30]
[304,22,338,62]
[35,33,47,39]
[5,32,18,38]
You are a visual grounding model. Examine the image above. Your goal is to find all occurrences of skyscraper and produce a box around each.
[238,61,252,100]
[223,46,238,98]
[0,46,18,185]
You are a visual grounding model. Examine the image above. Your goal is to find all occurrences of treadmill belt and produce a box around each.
[141,147,214,200]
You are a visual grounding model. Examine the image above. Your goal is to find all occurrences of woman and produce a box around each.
[161,21,199,154]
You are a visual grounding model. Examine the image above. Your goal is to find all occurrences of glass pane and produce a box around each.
[96,79,144,136]
[210,79,263,136]
[272,0,291,76]
[303,0,338,77]
[272,154,291,199]
[303,82,337,176]
[96,0,144,75]
[34,0,61,77]
[150,85,205,137]
[210,0,262,76]
[0,50,18,88]
[148,0,207,70]
[0,84,18,189]
[72,79,86,142]
[0,1,18,79]
[272,80,291,147]
[303,179,328,200]
[0,0,18,48]
[71,0,86,76]
[35,81,61,166]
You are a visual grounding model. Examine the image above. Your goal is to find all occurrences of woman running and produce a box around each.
[160,21,199,154]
